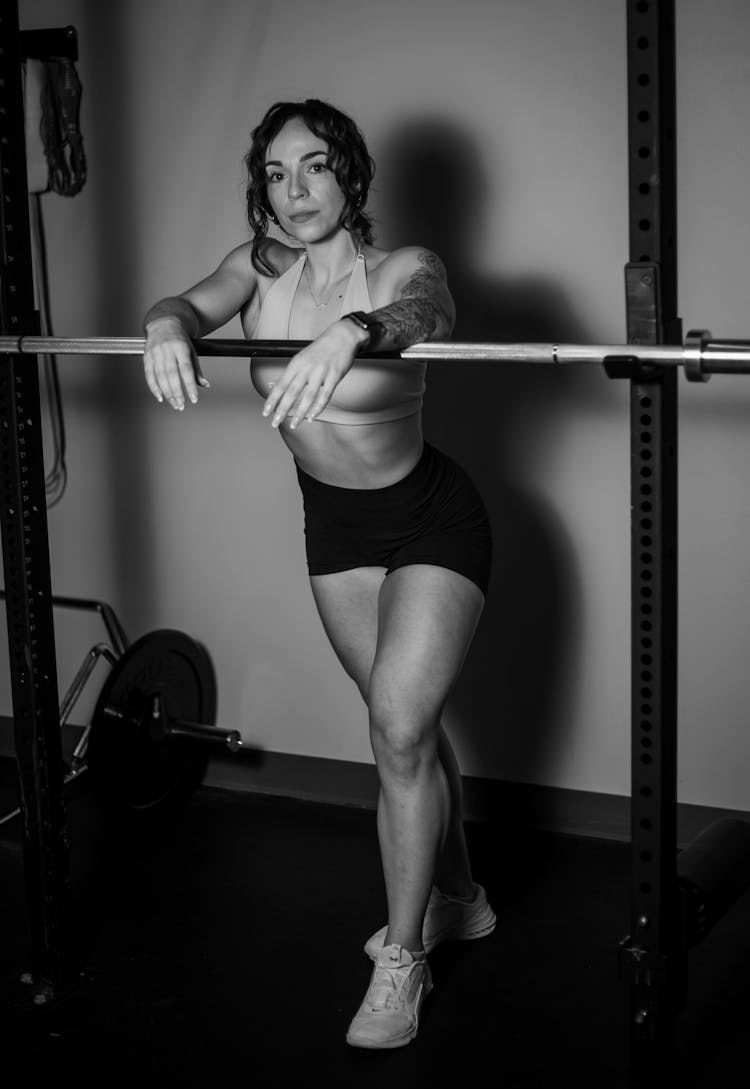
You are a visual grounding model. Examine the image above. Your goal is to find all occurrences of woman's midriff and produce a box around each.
[276,412,424,489]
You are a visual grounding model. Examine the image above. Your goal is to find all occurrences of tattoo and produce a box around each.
[368,250,454,350]
[398,251,448,299]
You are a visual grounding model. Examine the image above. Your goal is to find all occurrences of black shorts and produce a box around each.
[294,442,493,597]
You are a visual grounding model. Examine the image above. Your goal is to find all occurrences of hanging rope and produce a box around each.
[40,56,86,196]
[25,54,87,506]
[29,192,68,508]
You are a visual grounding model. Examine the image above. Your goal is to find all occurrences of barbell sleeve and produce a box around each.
[163,719,244,753]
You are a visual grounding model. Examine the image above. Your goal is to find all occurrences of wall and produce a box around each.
[5,0,750,809]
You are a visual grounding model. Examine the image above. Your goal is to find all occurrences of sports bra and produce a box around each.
[249,248,426,426]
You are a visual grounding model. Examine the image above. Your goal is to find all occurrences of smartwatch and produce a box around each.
[342,310,382,349]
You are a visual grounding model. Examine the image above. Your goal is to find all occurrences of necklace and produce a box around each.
[304,244,363,309]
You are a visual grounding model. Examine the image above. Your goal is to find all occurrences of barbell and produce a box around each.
[1,329,750,378]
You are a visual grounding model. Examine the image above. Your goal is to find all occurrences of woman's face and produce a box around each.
[264,118,347,244]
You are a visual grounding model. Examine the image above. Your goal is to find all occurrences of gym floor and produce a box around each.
[1,758,750,1088]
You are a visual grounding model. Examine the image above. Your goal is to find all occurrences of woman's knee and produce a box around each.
[368,685,440,775]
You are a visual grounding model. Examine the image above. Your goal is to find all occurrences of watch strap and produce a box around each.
[342,310,375,348]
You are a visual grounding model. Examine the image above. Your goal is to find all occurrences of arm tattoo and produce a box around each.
[367,251,455,350]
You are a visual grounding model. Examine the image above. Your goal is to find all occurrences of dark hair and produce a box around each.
[245,98,375,275]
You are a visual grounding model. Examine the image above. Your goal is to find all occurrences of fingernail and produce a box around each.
[290,417,299,430]
[272,414,281,427]
[262,407,270,417]
[199,378,210,388]
[189,393,197,404]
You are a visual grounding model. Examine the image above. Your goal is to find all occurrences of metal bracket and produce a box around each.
[20,26,78,62]
[618,936,669,988]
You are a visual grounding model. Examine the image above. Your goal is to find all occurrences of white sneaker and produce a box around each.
[364,882,496,961]
[346,944,433,1049]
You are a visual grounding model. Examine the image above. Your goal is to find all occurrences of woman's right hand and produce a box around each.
[143,317,209,411]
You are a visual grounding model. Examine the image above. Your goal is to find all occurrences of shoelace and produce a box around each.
[367,961,417,1011]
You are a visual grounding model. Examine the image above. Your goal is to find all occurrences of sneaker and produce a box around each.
[346,944,433,1049]
[364,882,496,961]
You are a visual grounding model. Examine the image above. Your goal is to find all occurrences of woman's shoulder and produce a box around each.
[366,243,446,276]
[206,238,295,282]
[365,244,447,297]
[256,237,304,280]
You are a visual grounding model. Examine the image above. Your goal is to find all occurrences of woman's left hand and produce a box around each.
[262,319,366,429]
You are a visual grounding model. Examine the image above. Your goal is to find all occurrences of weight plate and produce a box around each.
[87,628,217,815]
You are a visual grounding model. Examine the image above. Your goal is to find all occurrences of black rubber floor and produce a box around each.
[1,762,749,1087]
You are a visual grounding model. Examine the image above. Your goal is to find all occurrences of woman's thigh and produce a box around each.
[309,566,387,698]
[310,562,485,724]
[370,564,485,732]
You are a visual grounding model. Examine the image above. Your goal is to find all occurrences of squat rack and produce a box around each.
[1,1,750,1084]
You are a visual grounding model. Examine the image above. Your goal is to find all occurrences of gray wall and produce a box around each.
[6,0,750,809]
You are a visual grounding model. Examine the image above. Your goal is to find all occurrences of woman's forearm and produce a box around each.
[368,297,453,351]
[143,296,202,338]
[368,252,456,350]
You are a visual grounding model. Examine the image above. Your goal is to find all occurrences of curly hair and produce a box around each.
[245,98,375,275]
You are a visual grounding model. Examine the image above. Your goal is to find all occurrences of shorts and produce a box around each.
[294,441,493,597]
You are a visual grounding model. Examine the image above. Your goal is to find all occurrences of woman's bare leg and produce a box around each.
[367,565,484,950]
[310,565,483,944]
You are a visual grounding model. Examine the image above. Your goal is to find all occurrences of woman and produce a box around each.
[142,98,496,1050]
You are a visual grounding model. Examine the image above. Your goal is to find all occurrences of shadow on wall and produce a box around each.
[79,3,156,641]
[377,116,614,785]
